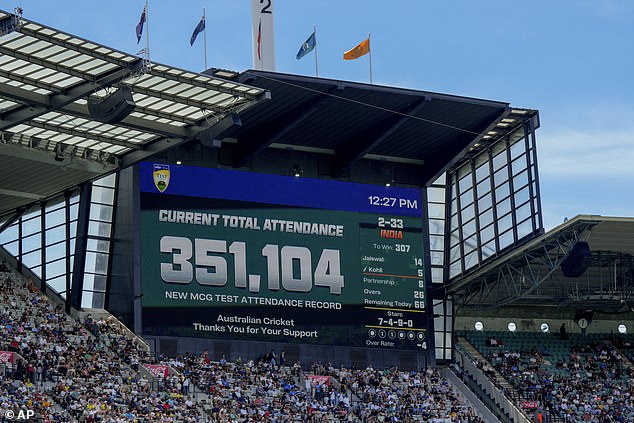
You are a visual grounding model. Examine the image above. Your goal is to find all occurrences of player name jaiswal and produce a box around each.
[361,255,385,262]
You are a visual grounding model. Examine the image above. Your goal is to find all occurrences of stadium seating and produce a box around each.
[151,352,486,421]
[6,258,634,422]
[0,263,486,422]
[458,330,634,422]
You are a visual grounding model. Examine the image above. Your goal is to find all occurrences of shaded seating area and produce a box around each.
[458,330,634,422]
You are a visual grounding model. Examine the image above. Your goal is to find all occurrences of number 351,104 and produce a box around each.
[159,236,344,295]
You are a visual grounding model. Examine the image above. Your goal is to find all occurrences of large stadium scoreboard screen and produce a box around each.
[140,163,430,350]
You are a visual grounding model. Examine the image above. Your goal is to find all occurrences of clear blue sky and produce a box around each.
[3,1,634,230]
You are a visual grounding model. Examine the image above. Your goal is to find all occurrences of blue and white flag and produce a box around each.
[190,16,205,46]
[296,31,316,60]
[136,6,146,44]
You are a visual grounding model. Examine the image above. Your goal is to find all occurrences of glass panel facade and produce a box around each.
[0,193,80,300]
[428,219,444,236]
[88,221,112,238]
[21,233,41,255]
[21,211,41,237]
[47,275,66,296]
[46,258,67,279]
[448,123,542,278]
[426,175,447,286]
[0,224,18,245]
[427,175,451,361]
[433,298,453,360]
[427,203,445,219]
[45,241,66,263]
[46,207,66,227]
[82,174,117,308]
[89,203,113,222]
[45,225,66,246]
[0,171,116,308]
[91,185,115,205]
[517,217,534,239]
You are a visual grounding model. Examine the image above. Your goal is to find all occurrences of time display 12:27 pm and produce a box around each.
[368,196,419,210]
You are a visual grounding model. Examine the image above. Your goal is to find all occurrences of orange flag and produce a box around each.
[343,38,370,60]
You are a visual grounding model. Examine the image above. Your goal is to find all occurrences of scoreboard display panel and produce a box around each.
[140,162,430,350]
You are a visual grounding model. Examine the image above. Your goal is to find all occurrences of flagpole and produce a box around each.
[203,8,208,70]
[145,0,150,59]
[368,32,372,84]
[314,25,318,78]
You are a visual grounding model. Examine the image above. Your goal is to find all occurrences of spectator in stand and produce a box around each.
[560,322,568,340]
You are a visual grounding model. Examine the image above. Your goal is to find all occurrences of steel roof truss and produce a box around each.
[0,42,113,82]
[0,62,142,131]
[469,241,579,309]
[128,82,235,114]
[60,102,202,139]
[233,89,337,167]
[333,98,429,176]
[18,23,139,71]
[25,120,141,150]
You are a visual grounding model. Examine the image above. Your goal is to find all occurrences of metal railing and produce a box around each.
[455,343,532,423]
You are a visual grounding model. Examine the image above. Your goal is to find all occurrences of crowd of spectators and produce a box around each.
[0,264,486,422]
[156,352,485,422]
[0,268,202,422]
[465,331,634,422]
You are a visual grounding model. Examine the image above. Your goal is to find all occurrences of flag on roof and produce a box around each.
[190,15,205,46]
[343,37,370,60]
[136,6,146,44]
[257,19,262,60]
[296,30,316,60]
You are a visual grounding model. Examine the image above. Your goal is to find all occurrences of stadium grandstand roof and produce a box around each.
[0,4,542,222]
[0,8,267,219]
[207,68,539,185]
[0,10,542,219]
[449,215,634,313]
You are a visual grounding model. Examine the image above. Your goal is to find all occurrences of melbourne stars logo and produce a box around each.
[153,164,170,193]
